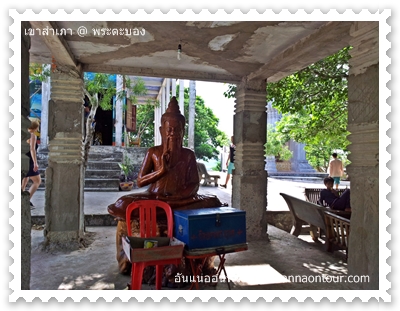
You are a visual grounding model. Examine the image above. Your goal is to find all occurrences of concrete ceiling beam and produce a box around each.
[82,64,241,84]
[248,21,353,83]
[29,21,79,71]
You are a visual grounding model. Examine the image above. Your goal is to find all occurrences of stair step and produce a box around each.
[84,187,120,192]
[85,169,120,179]
[87,153,123,162]
[87,161,120,170]
[33,146,147,192]
[84,178,120,188]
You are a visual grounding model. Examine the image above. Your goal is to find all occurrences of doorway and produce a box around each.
[94,106,113,146]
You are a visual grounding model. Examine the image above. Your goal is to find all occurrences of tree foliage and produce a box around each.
[180,87,229,161]
[224,47,352,171]
[265,124,292,161]
[82,73,148,166]
[128,103,156,147]
[29,63,50,84]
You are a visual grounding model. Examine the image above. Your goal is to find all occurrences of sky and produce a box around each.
[183,80,235,137]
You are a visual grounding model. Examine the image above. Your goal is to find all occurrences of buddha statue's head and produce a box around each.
[160,96,185,149]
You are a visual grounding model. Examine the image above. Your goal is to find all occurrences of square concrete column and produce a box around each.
[114,75,124,147]
[21,21,32,290]
[233,79,268,240]
[347,21,379,289]
[44,71,85,247]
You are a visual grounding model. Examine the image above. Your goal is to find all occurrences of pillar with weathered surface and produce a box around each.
[232,79,268,240]
[188,80,196,150]
[347,21,379,289]
[265,101,278,173]
[44,70,85,248]
[39,65,51,152]
[115,75,124,147]
[21,21,32,290]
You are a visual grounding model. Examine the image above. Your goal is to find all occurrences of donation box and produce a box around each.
[173,207,246,250]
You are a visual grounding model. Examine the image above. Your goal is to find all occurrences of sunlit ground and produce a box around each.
[224,264,290,286]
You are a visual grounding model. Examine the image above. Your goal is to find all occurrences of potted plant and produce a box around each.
[118,155,135,191]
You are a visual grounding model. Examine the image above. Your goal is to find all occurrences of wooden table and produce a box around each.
[184,243,248,290]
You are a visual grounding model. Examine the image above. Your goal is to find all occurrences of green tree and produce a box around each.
[224,47,351,171]
[128,103,156,147]
[180,87,229,161]
[29,63,50,99]
[29,64,51,121]
[265,124,292,161]
[83,73,148,165]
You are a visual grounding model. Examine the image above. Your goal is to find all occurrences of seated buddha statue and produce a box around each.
[108,96,223,275]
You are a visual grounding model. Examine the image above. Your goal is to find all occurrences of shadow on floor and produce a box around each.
[30,225,353,293]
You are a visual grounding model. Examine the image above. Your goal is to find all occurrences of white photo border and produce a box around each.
[8,8,391,303]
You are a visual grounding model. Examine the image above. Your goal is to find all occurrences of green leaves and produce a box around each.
[224,46,351,171]
[118,155,135,181]
[84,72,115,111]
[29,63,50,83]
[180,87,229,161]
[265,125,292,161]
[131,102,156,147]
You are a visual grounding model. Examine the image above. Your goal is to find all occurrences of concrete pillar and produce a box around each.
[289,141,315,172]
[164,82,168,110]
[115,75,124,147]
[346,21,379,289]
[45,70,85,247]
[188,81,196,150]
[161,86,165,115]
[39,64,51,151]
[166,78,171,102]
[265,101,278,173]
[154,101,161,146]
[171,79,176,97]
[179,79,185,114]
[233,78,268,240]
[155,80,169,146]
[21,21,32,290]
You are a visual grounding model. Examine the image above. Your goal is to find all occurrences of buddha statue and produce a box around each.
[108,96,223,275]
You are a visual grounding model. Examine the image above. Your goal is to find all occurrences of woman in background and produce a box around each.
[21,120,41,209]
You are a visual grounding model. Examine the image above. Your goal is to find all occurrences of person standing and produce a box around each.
[21,120,42,209]
[220,136,235,188]
[329,152,344,190]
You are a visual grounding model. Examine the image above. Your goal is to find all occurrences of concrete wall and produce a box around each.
[347,65,379,289]
[347,22,379,289]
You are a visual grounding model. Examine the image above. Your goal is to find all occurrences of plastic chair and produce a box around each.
[125,200,181,290]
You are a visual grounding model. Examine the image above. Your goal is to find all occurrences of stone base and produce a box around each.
[43,230,86,251]
[266,211,293,233]
[276,161,291,171]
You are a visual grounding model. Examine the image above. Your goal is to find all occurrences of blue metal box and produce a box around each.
[173,207,246,250]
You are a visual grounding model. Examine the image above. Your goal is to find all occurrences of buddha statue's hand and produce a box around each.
[161,151,171,172]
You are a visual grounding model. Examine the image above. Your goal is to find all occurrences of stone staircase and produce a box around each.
[84,146,122,191]
[32,146,124,192]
